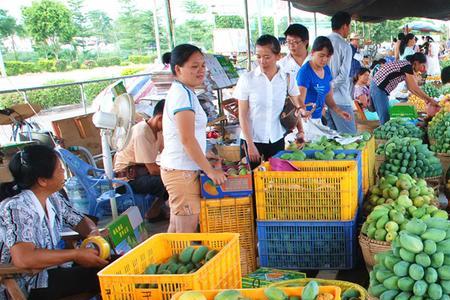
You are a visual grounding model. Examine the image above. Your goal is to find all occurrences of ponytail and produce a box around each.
[0,145,58,202]
[0,182,20,202]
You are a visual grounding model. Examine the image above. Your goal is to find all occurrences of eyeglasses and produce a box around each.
[285,39,303,46]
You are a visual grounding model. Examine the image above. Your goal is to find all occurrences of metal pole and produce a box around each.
[80,83,87,114]
[314,12,318,37]
[273,1,278,38]
[257,3,262,36]
[164,0,175,49]
[0,48,6,77]
[288,1,292,24]
[243,0,252,71]
[153,0,162,63]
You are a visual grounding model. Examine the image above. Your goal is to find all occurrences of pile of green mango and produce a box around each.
[428,110,450,154]
[374,119,424,140]
[379,137,442,179]
[368,216,450,300]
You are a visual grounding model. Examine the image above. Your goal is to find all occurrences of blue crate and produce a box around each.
[273,150,363,207]
[257,212,357,270]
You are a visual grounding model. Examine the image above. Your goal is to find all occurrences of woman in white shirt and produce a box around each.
[425,36,441,76]
[399,33,416,60]
[160,44,226,233]
[234,35,305,169]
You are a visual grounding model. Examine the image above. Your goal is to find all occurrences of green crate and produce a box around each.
[242,268,306,288]
[389,105,418,119]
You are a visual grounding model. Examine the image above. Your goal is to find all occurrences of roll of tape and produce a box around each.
[81,236,111,260]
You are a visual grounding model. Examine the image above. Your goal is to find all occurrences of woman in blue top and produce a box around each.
[296,36,351,140]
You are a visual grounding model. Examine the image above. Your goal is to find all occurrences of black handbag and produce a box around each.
[279,73,300,132]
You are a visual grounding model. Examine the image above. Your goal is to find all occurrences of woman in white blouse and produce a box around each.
[234,35,305,169]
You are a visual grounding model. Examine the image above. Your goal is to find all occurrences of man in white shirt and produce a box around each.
[278,24,309,78]
[327,11,357,134]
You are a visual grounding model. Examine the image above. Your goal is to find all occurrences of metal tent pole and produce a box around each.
[244,0,252,71]
[288,1,292,24]
[164,0,175,49]
[314,12,318,37]
[153,0,162,62]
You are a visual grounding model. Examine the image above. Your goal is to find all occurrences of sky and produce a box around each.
[0,0,327,21]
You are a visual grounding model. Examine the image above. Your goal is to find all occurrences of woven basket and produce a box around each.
[375,155,385,175]
[216,144,241,162]
[368,294,378,300]
[437,153,450,183]
[270,278,368,300]
[425,175,441,195]
[358,233,391,267]
[375,139,387,146]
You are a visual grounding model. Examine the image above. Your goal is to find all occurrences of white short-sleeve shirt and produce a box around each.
[161,80,207,170]
[233,66,300,143]
[278,53,309,78]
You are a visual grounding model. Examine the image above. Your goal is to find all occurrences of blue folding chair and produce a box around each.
[56,147,135,219]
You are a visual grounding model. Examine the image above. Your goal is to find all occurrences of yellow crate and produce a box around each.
[199,197,256,276]
[172,286,341,300]
[362,137,376,194]
[98,233,241,300]
[254,160,358,221]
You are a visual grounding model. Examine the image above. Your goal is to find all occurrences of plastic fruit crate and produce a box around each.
[273,149,363,206]
[98,233,241,300]
[254,158,359,221]
[366,137,376,192]
[389,105,418,119]
[171,286,341,300]
[242,267,306,288]
[199,197,256,276]
[257,212,358,270]
[200,168,252,199]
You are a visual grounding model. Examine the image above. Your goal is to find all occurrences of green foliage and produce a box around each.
[37,59,56,72]
[184,0,207,14]
[120,67,145,76]
[86,10,114,43]
[55,59,68,71]
[22,0,76,59]
[96,56,121,67]
[70,60,81,69]
[0,9,19,38]
[175,20,213,50]
[0,79,114,109]
[214,15,244,29]
[128,55,154,64]
[115,0,155,53]
[4,61,37,76]
[81,60,97,69]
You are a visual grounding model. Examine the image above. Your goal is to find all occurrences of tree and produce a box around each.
[115,0,155,54]
[87,10,114,44]
[0,10,22,59]
[184,0,207,14]
[22,0,76,59]
[67,0,86,35]
[215,15,244,29]
[175,20,213,50]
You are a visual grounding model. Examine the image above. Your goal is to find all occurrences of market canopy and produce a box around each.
[400,21,443,33]
[288,0,450,21]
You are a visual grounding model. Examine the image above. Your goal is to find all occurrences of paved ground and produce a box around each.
[0,64,150,91]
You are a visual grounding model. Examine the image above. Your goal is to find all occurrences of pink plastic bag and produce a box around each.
[269,157,300,171]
